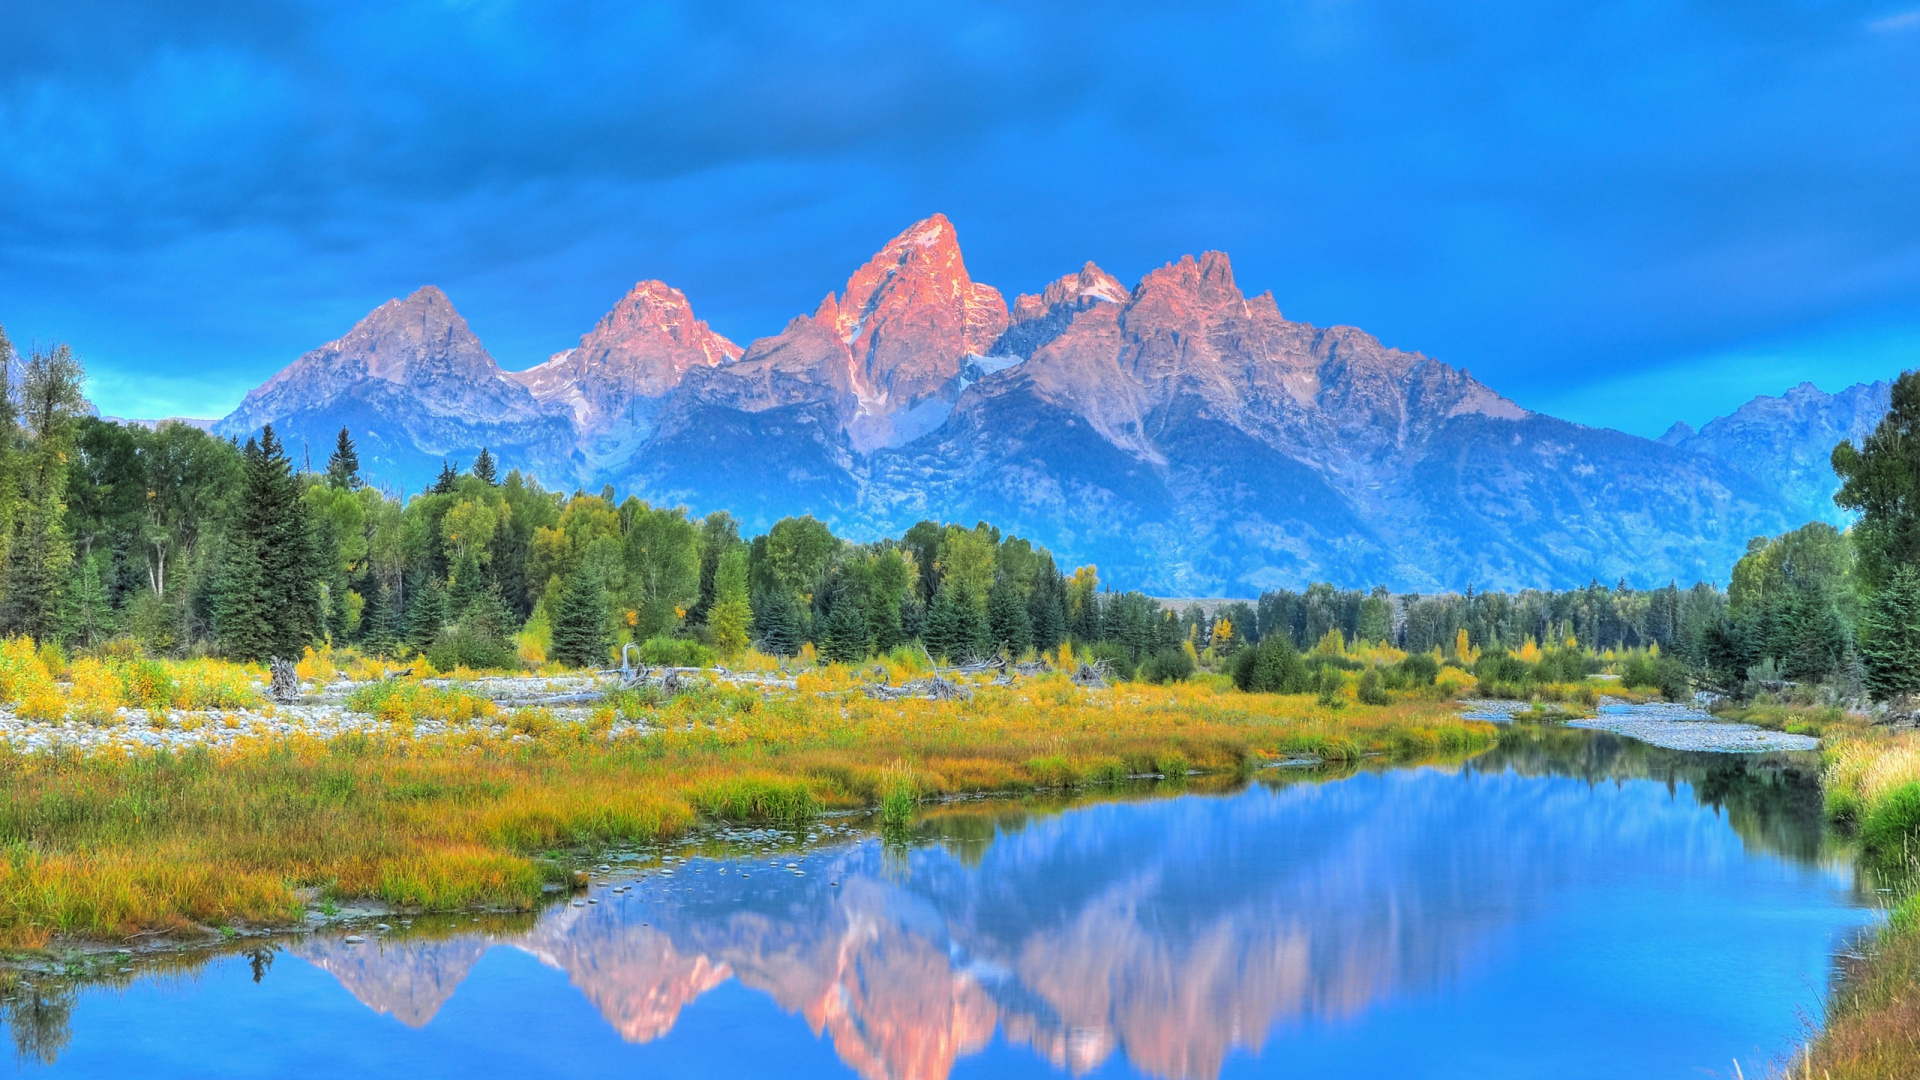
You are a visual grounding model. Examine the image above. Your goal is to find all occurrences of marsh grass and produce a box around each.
[0,663,1495,945]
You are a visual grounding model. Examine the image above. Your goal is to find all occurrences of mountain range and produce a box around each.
[212,215,1895,594]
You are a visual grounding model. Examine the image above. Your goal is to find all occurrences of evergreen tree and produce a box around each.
[754,587,804,658]
[1861,565,1920,700]
[1027,575,1065,653]
[1833,370,1920,590]
[987,576,1033,656]
[471,447,498,485]
[325,427,362,490]
[406,577,449,654]
[431,460,459,495]
[925,582,987,662]
[213,512,270,660]
[898,593,926,646]
[1231,635,1313,693]
[358,580,395,656]
[62,552,111,649]
[226,426,322,661]
[550,569,610,669]
[707,547,752,658]
[0,345,85,641]
[821,593,870,664]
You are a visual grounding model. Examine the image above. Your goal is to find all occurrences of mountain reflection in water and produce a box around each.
[5,730,1877,1080]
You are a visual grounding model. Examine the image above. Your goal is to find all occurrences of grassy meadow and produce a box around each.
[0,641,1499,947]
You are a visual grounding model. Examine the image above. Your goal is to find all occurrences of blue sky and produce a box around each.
[2,1,1916,435]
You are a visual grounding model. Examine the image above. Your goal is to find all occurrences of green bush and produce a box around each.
[1383,654,1440,690]
[638,636,716,668]
[426,625,519,672]
[1619,651,1692,701]
[1357,667,1390,705]
[1139,647,1195,684]
[1230,635,1314,693]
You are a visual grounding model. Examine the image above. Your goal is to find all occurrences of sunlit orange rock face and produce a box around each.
[512,279,743,466]
[671,213,1009,455]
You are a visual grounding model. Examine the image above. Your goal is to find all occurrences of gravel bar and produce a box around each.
[1460,698,1818,753]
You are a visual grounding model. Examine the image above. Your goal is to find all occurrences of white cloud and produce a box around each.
[1870,10,1920,32]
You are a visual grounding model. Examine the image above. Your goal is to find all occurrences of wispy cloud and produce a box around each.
[1870,10,1920,32]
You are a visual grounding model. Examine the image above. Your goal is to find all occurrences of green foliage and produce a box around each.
[1861,565,1920,700]
[1315,666,1347,708]
[923,581,988,662]
[986,575,1032,656]
[1357,667,1390,705]
[1380,653,1442,692]
[215,427,321,662]
[707,546,752,658]
[761,515,839,602]
[1081,640,1135,681]
[1833,369,1920,591]
[325,427,361,490]
[1138,647,1194,684]
[1618,650,1692,701]
[820,593,870,664]
[637,636,715,668]
[1230,635,1313,693]
[550,570,610,670]
[1859,782,1920,859]
[753,586,805,658]
[405,578,449,655]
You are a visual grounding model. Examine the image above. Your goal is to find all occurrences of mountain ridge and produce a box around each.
[212,217,1889,593]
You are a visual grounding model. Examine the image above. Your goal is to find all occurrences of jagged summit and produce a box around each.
[510,280,741,470]
[215,287,573,489]
[216,216,1864,589]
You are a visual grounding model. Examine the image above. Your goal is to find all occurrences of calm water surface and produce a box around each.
[2,729,1882,1078]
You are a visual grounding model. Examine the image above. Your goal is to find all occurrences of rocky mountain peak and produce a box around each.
[1011,261,1129,324]
[512,279,741,432]
[820,213,1009,398]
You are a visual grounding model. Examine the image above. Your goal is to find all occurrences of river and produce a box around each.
[0,726,1883,1078]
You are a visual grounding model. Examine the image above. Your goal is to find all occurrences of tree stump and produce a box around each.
[268,657,301,702]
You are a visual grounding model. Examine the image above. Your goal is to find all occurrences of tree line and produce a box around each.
[7,322,1915,702]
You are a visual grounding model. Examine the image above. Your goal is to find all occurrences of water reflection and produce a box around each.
[3,731,1878,1079]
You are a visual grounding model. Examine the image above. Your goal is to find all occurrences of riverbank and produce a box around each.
[0,661,1495,948]
[1798,727,1920,1079]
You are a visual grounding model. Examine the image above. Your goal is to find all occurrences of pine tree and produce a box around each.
[325,427,362,490]
[821,593,870,664]
[472,447,498,485]
[233,426,323,661]
[1027,577,1065,653]
[431,460,459,495]
[62,552,111,649]
[925,582,987,662]
[214,491,272,661]
[1861,565,1920,700]
[358,579,395,655]
[551,570,610,669]
[755,588,804,658]
[708,547,752,658]
[0,344,85,641]
[406,577,449,655]
[987,576,1033,656]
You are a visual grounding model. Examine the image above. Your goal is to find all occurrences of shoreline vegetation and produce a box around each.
[0,643,1499,948]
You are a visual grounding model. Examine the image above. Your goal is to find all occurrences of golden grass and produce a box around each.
[0,662,1496,945]
[1789,728,1920,1080]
